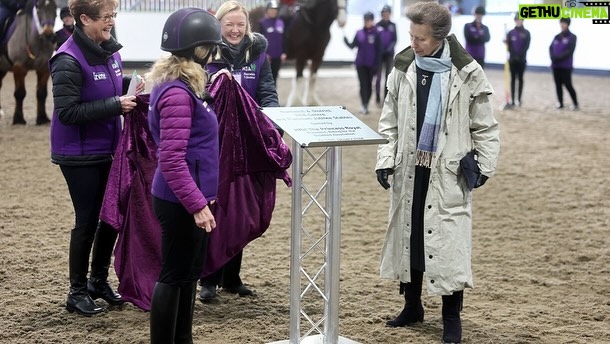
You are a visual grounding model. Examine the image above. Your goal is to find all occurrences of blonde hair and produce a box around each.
[145,46,213,98]
[215,0,254,62]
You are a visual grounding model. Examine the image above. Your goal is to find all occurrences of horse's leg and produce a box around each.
[11,64,27,125]
[35,67,50,125]
[307,56,324,106]
[0,70,6,119]
[286,58,307,107]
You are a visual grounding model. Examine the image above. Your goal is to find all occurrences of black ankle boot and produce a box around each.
[386,270,424,327]
[198,279,217,303]
[442,291,463,344]
[386,299,424,327]
[88,278,124,305]
[66,290,105,316]
[88,222,123,305]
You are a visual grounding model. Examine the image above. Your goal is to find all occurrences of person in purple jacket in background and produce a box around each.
[549,17,578,110]
[463,6,490,68]
[49,0,144,317]
[53,7,74,50]
[258,0,286,84]
[145,8,223,343]
[344,11,382,115]
[375,4,397,106]
[506,13,530,108]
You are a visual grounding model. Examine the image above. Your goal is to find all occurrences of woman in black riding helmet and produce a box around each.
[146,7,223,344]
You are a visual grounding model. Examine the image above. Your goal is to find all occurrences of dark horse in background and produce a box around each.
[251,0,346,106]
[0,0,56,125]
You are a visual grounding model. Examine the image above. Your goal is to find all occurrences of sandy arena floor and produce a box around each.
[0,64,609,343]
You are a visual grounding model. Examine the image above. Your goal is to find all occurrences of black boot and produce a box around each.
[386,269,424,327]
[88,222,124,305]
[220,251,253,296]
[198,281,217,303]
[150,282,180,344]
[67,223,105,316]
[66,289,105,316]
[442,290,463,344]
[175,282,197,344]
[87,278,124,305]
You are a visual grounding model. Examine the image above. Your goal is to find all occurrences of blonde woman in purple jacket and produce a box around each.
[145,8,223,344]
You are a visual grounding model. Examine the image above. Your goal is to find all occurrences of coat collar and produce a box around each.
[394,34,473,73]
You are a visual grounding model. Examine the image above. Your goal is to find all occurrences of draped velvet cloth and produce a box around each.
[201,74,292,277]
[100,94,161,311]
[100,76,292,311]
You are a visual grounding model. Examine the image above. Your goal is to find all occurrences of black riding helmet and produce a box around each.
[59,7,71,19]
[161,8,223,59]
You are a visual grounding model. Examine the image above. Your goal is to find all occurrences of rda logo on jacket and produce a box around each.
[242,63,257,72]
[92,72,107,81]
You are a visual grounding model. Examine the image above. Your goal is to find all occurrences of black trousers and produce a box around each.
[552,68,578,107]
[60,163,118,291]
[356,65,376,108]
[509,60,526,104]
[269,57,282,85]
[375,53,394,102]
[153,197,208,286]
[201,250,244,289]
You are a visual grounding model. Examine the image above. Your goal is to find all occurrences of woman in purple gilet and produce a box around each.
[463,6,490,68]
[549,17,579,110]
[344,11,382,115]
[146,8,224,343]
[375,5,397,106]
[198,0,281,303]
[258,0,286,84]
[507,13,531,107]
[49,0,143,317]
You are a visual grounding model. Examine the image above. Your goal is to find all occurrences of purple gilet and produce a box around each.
[352,26,381,67]
[49,37,122,157]
[206,52,267,100]
[507,26,530,63]
[463,21,490,61]
[148,80,219,214]
[259,17,285,58]
[550,30,577,70]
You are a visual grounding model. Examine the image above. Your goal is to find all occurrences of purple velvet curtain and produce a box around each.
[201,74,292,277]
[100,75,293,311]
[100,94,161,311]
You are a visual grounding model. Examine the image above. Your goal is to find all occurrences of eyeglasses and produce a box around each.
[92,12,117,23]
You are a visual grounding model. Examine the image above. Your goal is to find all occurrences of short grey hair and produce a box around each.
[406,1,452,40]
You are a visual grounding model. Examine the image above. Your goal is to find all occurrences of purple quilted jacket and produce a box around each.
[148,80,219,214]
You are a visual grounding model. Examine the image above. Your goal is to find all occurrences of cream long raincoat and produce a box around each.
[375,34,500,296]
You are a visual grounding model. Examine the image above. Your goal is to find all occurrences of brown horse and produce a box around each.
[251,0,346,106]
[0,0,57,125]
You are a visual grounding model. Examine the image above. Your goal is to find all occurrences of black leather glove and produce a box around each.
[376,168,393,190]
[474,174,488,189]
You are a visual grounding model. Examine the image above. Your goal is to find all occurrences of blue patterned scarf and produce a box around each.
[415,42,452,168]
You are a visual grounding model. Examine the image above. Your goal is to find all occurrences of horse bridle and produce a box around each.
[24,0,56,60]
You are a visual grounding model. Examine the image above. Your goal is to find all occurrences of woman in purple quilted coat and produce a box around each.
[145,8,224,344]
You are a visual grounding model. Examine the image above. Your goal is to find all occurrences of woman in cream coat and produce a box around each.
[375,2,500,343]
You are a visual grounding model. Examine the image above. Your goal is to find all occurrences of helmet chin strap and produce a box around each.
[193,47,217,68]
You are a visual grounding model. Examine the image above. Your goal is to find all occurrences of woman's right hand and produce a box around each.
[210,68,233,83]
[119,95,137,114]
[194,205,216,232]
